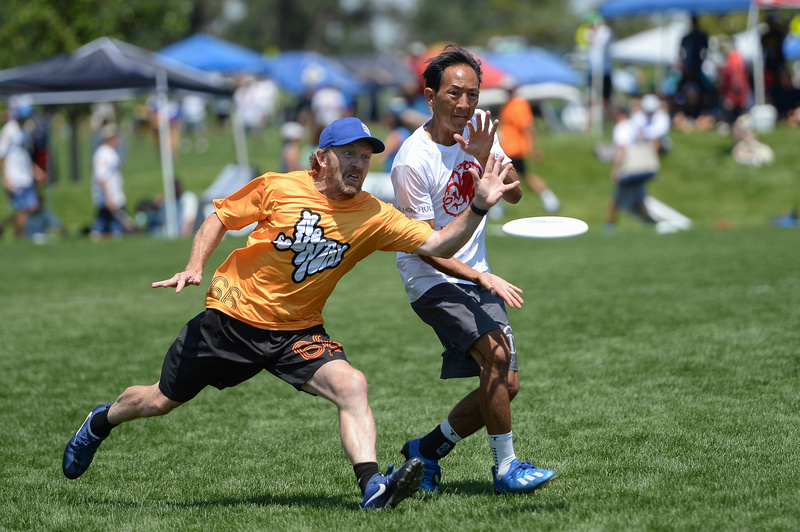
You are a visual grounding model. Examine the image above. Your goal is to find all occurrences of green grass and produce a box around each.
[1,227,798,531]
[0,119,799,530]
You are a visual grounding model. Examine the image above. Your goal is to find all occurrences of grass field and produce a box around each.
[0,118,798,530]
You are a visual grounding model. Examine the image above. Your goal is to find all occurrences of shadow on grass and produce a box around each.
[70,492,354,511]
[416,479,567,513]
[66,480,567,514]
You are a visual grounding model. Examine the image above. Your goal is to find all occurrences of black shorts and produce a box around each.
[159,309,349,402]
[411,283,518,379]
[509,157,527,175]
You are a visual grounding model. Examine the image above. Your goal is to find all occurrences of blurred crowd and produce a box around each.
[3,11,800,242]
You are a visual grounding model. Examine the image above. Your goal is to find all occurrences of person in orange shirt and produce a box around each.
[498,84,560,213]
[62,117,518,511]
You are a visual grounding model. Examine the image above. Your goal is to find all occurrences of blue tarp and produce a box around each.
[158,33,272,75]
[265,51,363,98]
[483,48,583,86]
[599,0,753,18]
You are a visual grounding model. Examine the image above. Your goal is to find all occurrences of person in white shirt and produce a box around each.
[0,105,39,239]
[605,105,657,230]
[630,94,672,153]
[391,44,556,495]
[90,123,129,240]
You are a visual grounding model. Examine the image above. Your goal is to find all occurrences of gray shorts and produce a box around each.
[411,283,518,379]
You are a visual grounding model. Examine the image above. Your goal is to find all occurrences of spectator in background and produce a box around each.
[678,16,711,119]
[180,95,209,154]
[498,83,560,213]
[719,40,752,126]
[0,100,40,239]
[376,101,412,172]
[278,121,308,173]
[630,94,672,154]
[588,13,614,110]
[90,123,131,241]
[761,13,788,106]
[311,85,350,145]
[605,105,657,231]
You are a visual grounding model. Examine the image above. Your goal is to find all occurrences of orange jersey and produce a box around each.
[498,96,534,159]
[208,171,434,330]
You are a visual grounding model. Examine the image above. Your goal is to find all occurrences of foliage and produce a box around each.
[0,0,197,68]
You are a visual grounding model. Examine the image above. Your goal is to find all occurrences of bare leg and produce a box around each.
[459,330,513,435]
[302,360,376,465]
[107,382,183,425]
[447,370,519,439]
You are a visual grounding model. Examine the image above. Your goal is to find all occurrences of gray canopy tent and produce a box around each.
[0,37,235,238]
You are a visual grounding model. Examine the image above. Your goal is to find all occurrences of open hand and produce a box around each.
[152,270,203,293]
[455,110,497,161]
[478,272,524,309]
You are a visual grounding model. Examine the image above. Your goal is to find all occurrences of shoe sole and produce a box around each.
[400,441,439,493]
[383,457,424,510]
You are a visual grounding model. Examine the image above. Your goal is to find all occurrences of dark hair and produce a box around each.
[422,44,482,93]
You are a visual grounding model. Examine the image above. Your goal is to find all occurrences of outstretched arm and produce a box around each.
[152,212,228,293]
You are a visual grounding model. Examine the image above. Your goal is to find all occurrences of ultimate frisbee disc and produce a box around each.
[501,216,589,239]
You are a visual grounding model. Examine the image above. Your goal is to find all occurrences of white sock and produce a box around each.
[540,189,560,213]
[440,418,462,443]
[489,432,517,478]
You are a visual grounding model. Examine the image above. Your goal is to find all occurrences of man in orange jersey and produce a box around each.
[62,117,518,511]
[498,83,560,213]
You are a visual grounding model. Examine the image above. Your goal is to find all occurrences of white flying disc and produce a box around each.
[502,216,589,239]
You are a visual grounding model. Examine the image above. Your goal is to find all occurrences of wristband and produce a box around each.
[470,203,489,216]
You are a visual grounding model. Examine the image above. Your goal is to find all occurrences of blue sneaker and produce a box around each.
[400,438,441,492]
[493,459,556,494]
[359,457,424,510]
[62,403,112,479]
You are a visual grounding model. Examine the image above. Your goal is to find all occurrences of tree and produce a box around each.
[0,0,201,68]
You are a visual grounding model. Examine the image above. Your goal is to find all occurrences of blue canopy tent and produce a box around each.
[158,33,278,171]
[158,33,273,75]
[265,51,363,99]
[599,0,752,17]
[483,47,584,86]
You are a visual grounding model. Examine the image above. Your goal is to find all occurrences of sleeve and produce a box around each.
[213,176,270,231]
[375,203,435,253]
[93,149,113,184]
[391,163,435,221]
[0,127,9,159]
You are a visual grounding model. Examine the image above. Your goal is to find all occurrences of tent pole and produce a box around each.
[748,0,765,106]
[156,70,178,239]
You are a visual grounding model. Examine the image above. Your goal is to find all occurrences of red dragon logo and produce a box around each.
[443,160,481,216]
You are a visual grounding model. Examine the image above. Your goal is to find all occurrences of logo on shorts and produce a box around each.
[443,160,481,216]
[273,209,350,283]
[293,334,344,360]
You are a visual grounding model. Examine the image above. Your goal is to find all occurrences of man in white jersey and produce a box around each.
[391,45,556,494]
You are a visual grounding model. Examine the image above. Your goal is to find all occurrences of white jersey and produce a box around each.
[92,143,126,209]
[630,110,670,142]
[0,119,34,192]
[391,111,509,303]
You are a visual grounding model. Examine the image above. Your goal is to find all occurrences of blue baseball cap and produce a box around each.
[319,117,385,154]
